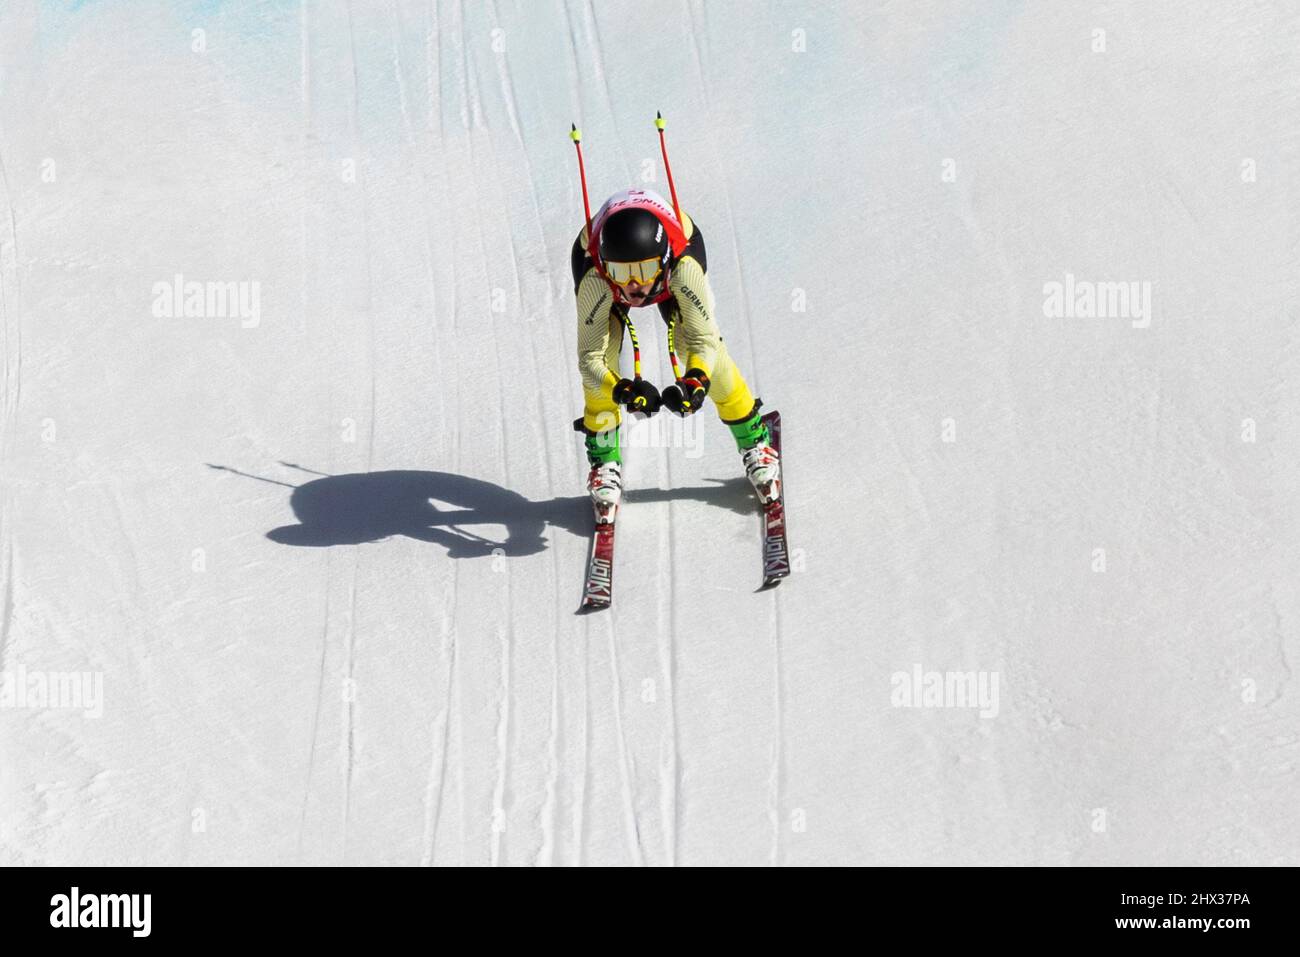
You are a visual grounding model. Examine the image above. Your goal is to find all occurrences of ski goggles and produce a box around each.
[603,258,663,288]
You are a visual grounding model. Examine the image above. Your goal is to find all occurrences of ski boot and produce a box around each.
[577,421,623,524]
[587,461,622,524]
[742,442,781,505]
[729,404,781,505]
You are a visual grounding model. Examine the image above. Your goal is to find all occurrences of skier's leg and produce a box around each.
[706,346,767,450]
[576,320,625,516]
[579,393,622,464]
[579,323,625,463]
[707,345,780,502]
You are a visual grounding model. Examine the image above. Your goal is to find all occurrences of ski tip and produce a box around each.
[577,599,611,614]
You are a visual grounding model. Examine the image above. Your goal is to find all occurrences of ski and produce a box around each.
[581,504,617,610]
[758,410,791,589]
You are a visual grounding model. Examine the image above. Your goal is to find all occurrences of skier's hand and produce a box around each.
[662,369,710,417]
[612,377,662,417]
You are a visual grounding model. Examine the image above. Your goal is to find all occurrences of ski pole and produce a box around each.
[655,111,684,227]
[623,310,662,417]
[665,316,683,381]
[622,309,644,380]
[571,123,593,234]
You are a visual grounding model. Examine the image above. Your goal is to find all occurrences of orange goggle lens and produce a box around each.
[605,258,663,287]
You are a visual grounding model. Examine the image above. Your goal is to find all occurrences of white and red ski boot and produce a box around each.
[742,441,781,505]
[587,461,622,523]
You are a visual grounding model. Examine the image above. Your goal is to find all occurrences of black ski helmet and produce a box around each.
[599,207,670,267]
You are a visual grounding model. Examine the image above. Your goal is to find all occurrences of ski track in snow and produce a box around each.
[0,122,20,467]
[0,0,1297,866]
[0,110,20,682]
[684,0,788,866]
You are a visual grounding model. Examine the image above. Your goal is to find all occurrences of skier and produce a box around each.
[570,186,780,518]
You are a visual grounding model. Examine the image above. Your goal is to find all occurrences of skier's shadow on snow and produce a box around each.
[209,462,753,559]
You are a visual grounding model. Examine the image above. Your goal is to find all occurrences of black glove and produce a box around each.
[661,368,710,416]
[612,377,662,417]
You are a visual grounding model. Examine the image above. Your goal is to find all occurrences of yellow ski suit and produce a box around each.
[572,211,758,434]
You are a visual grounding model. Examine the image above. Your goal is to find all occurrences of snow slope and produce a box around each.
[0,0,1296,865]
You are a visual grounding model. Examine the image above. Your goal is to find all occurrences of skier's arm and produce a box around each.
[576,269,620,396]
[667,255,720,378]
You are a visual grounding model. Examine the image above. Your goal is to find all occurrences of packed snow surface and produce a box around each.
[0,1,1296,865]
